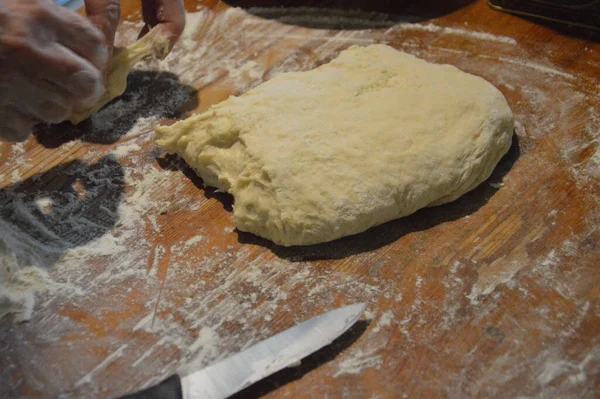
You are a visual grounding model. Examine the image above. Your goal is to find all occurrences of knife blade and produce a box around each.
[121,303,367,399]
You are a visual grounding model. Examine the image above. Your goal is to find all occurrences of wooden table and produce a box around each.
[1,1,599,398]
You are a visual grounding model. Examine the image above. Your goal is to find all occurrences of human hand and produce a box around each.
[0,0,109,142]
[139,0,185,53]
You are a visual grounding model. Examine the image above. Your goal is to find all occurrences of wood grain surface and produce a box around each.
[1,1,599,398]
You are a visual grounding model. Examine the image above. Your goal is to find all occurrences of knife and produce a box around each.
[121,303,367,399]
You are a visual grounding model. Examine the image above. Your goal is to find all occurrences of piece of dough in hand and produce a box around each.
[155,45,514,246]
[69,28,169,124]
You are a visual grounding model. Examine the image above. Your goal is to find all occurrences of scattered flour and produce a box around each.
[10,170,20,183]
[11,143,26,156]
[0,244,82,322]
[0,4,598,398]
[392,23,517,45]
[0,263,50,322]
[113,142,142,158]
[588,143,600,178]
[478,54,575,80]
[537,352,597,387]
[334,348,383,377]
[181,235,205,252]
[34,197,52,212]
[372,310,394,333]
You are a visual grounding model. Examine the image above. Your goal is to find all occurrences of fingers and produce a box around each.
[0,2,108,108]
[141,0,158,28]
[84,0,121,63]
[7,40,104,109]
[0,0,115,141]
[141,0,185,45]
[0,106,37,143]
[6,75,73,124]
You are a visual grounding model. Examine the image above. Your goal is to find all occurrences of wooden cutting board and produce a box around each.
[1,0,599,398]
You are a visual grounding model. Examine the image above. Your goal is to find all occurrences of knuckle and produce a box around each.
[71,18,105,49]
[71,69,103,101]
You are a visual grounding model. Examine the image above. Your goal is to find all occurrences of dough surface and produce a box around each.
[69,28,169,124]
[155,45,514,246]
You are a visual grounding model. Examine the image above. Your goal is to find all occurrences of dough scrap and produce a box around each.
[69,28,169,124]
[155,44,514,246]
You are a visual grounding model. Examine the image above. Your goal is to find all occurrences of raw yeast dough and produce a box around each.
[69,29,169,124]
[155,45,514,246]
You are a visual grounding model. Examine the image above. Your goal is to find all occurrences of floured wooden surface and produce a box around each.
[0,0,598,398]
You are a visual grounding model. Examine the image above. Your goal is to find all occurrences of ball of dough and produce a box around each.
[156,44,514,246]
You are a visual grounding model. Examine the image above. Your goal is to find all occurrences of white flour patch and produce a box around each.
[536,349,599,387]
[333,348,383,377]
[181,236,205,252]
[478,54,575,80]
[179,9,210,50]
[34,197,52,212]
[0,261,51,322]
[11,143,26,156]
[148,245,165,278]
[113,142,142,158]
[587,141,600,178]
[190,327,219,357]
[393,23,517,45]
[372,310,394,333]
[10,169,20,183]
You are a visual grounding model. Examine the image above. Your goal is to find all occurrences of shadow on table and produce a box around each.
[0,156,125,268]
[34,70,198,148]
[485,1,600,43]
[224,0,475,29]
[157,155,235,213]
[230,319,370,399]
[159,133,520,262]
[520,15,600,43]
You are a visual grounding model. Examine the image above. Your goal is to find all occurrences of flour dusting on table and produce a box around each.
[0,4,598,398]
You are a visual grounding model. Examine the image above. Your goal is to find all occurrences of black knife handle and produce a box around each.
[120,374,182,399]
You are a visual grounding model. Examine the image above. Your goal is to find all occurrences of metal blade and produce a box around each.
[180,303,367,399]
